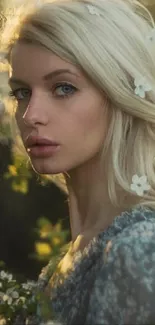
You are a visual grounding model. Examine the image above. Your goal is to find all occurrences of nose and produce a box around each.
[22,94,49,127]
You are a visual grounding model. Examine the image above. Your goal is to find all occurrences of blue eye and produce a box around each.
[9,88,31,100]
[54,83,77,97]
[9,83,77,101]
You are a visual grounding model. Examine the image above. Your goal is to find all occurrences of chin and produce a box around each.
[30,160,68,175]
[32,165,63,175]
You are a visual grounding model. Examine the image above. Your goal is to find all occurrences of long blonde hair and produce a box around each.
[2,0,155,208]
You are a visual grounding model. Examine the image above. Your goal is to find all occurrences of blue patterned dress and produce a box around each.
[38,206,155,325]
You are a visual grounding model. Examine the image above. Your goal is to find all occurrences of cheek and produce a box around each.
[81,116,107,153]
[79,103,106,137]
[64,103,107,149]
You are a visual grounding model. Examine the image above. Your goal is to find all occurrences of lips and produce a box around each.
[25,136,60,158]
[25,136,59,148]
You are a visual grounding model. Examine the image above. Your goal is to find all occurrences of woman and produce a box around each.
[3,0,155,323]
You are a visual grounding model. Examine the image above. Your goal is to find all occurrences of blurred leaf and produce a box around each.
[12,179,28,194]
[37,217,52,229]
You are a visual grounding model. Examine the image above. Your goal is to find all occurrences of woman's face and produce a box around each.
[10,43,108,174]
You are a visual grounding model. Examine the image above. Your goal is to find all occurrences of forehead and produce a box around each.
[10,43,82,82]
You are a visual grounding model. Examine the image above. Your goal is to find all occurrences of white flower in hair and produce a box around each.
[86,4,100,16]
[134,76,152,99]
[130,175,151,196]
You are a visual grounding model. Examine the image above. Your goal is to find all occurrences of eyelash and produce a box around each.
[9,83,77,101]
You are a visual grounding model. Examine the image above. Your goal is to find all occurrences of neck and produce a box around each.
[64,155,123,247]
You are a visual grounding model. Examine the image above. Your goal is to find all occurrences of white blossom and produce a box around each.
[134,77,152,99]
[0,271,13,282]
[11,291,19,299]
[130,175,151,196]
[22,281,37,291]
[0,287,19,306]
[86,5,100,16]
[0,270,39,322]
[3,294,12,305]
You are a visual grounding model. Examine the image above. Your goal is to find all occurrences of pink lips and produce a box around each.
[25,136,60,158]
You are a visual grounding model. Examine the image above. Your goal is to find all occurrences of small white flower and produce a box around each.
[1,288,19,305]
[11,291,19,299]
[134,77,152,99]
[22,280,37,291]
[86,5,100,16]
[7,274,13,282]
[22,283,30,290]
[3,294,12,305]
[0,271,13,282]
[6,287,14,294]
[0,271,7,279]
[130,175,151,196]
[146,27,155,42]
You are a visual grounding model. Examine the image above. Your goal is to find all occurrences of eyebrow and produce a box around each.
[8,69,80,85]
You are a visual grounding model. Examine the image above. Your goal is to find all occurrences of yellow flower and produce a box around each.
[52,236,62,246]
[35,242,52,256]
[8,165,17,176]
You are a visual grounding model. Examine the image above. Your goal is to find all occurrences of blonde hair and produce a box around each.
[2,0,155,208]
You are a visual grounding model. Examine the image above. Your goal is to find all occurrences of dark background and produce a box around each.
[0,141,69,280]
